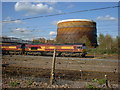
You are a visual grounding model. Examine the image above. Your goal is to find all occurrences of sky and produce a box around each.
[2,2,119,40]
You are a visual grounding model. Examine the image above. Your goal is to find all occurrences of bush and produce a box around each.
[97,79,106,85]
[26,80,33,85]
[92,78,98,83]
[88,47,118,55]
[9,81,20,87]
[86,84,96,88]
[92,78,106,85]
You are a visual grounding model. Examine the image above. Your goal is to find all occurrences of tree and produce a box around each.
[104,34,113,50]
[78,35,91,47]
[97,34,119,54]
[111,36,119,53]
[98,34,105,49]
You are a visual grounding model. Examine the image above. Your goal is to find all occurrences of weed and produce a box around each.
[9,81,20,87]
[92,78,98,83]
[97,79,106,85]
[26,80,33,85]
[86,84,96,88]
[92,78,106,85]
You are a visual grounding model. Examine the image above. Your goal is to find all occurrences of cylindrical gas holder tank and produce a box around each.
[56,19,97,46]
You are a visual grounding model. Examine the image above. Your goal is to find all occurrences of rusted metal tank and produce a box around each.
[56,19,97,46]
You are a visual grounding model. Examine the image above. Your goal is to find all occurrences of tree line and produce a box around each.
[89,34,119,54]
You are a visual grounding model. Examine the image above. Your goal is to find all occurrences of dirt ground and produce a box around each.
[2,54,119,88]
[2,55,119,72]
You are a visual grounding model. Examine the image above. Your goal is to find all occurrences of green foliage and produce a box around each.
[97,79,106,85]
[92,78,98,83]
[98,34,105,48]
[78,35,91,47]
[9,81,20,87]
[89,34,119,54]
[57,39,68,44]
[86,84,96,88]
[92,78,106,85]
[32,40,42,44]
[26,80,33,85]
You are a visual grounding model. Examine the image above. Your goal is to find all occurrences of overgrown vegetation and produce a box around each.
[77,35,91,47]
[88,34,119,54]
[26,80,33,86]
[9,81,20,87]
[86,78,107,88]
[92,78,106,85]
[86,84,97,88]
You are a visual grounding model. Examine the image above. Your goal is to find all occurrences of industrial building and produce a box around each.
[1,36,32,44]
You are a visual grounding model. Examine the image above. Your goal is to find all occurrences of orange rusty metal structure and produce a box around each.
[56,19,97,46]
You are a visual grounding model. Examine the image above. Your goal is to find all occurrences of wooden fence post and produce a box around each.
[105,75,112,88]
[105,75,109,88]
[80,70,83,80]
[50,49,56,85]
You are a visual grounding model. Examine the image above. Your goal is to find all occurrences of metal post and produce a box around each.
[50,49,56,85]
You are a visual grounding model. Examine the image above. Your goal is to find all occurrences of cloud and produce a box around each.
[3,16,24,24]
[3,20,23,24]
[15,2,59,16]
[7,28,34,40]
[11,28,31,34]
[67,4,74,9]
[96,15,118,21]
[49,31,57,36]
[46,2,57,5]
[51,21,58,25]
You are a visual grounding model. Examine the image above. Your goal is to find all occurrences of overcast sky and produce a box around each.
[2,2,118,40]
